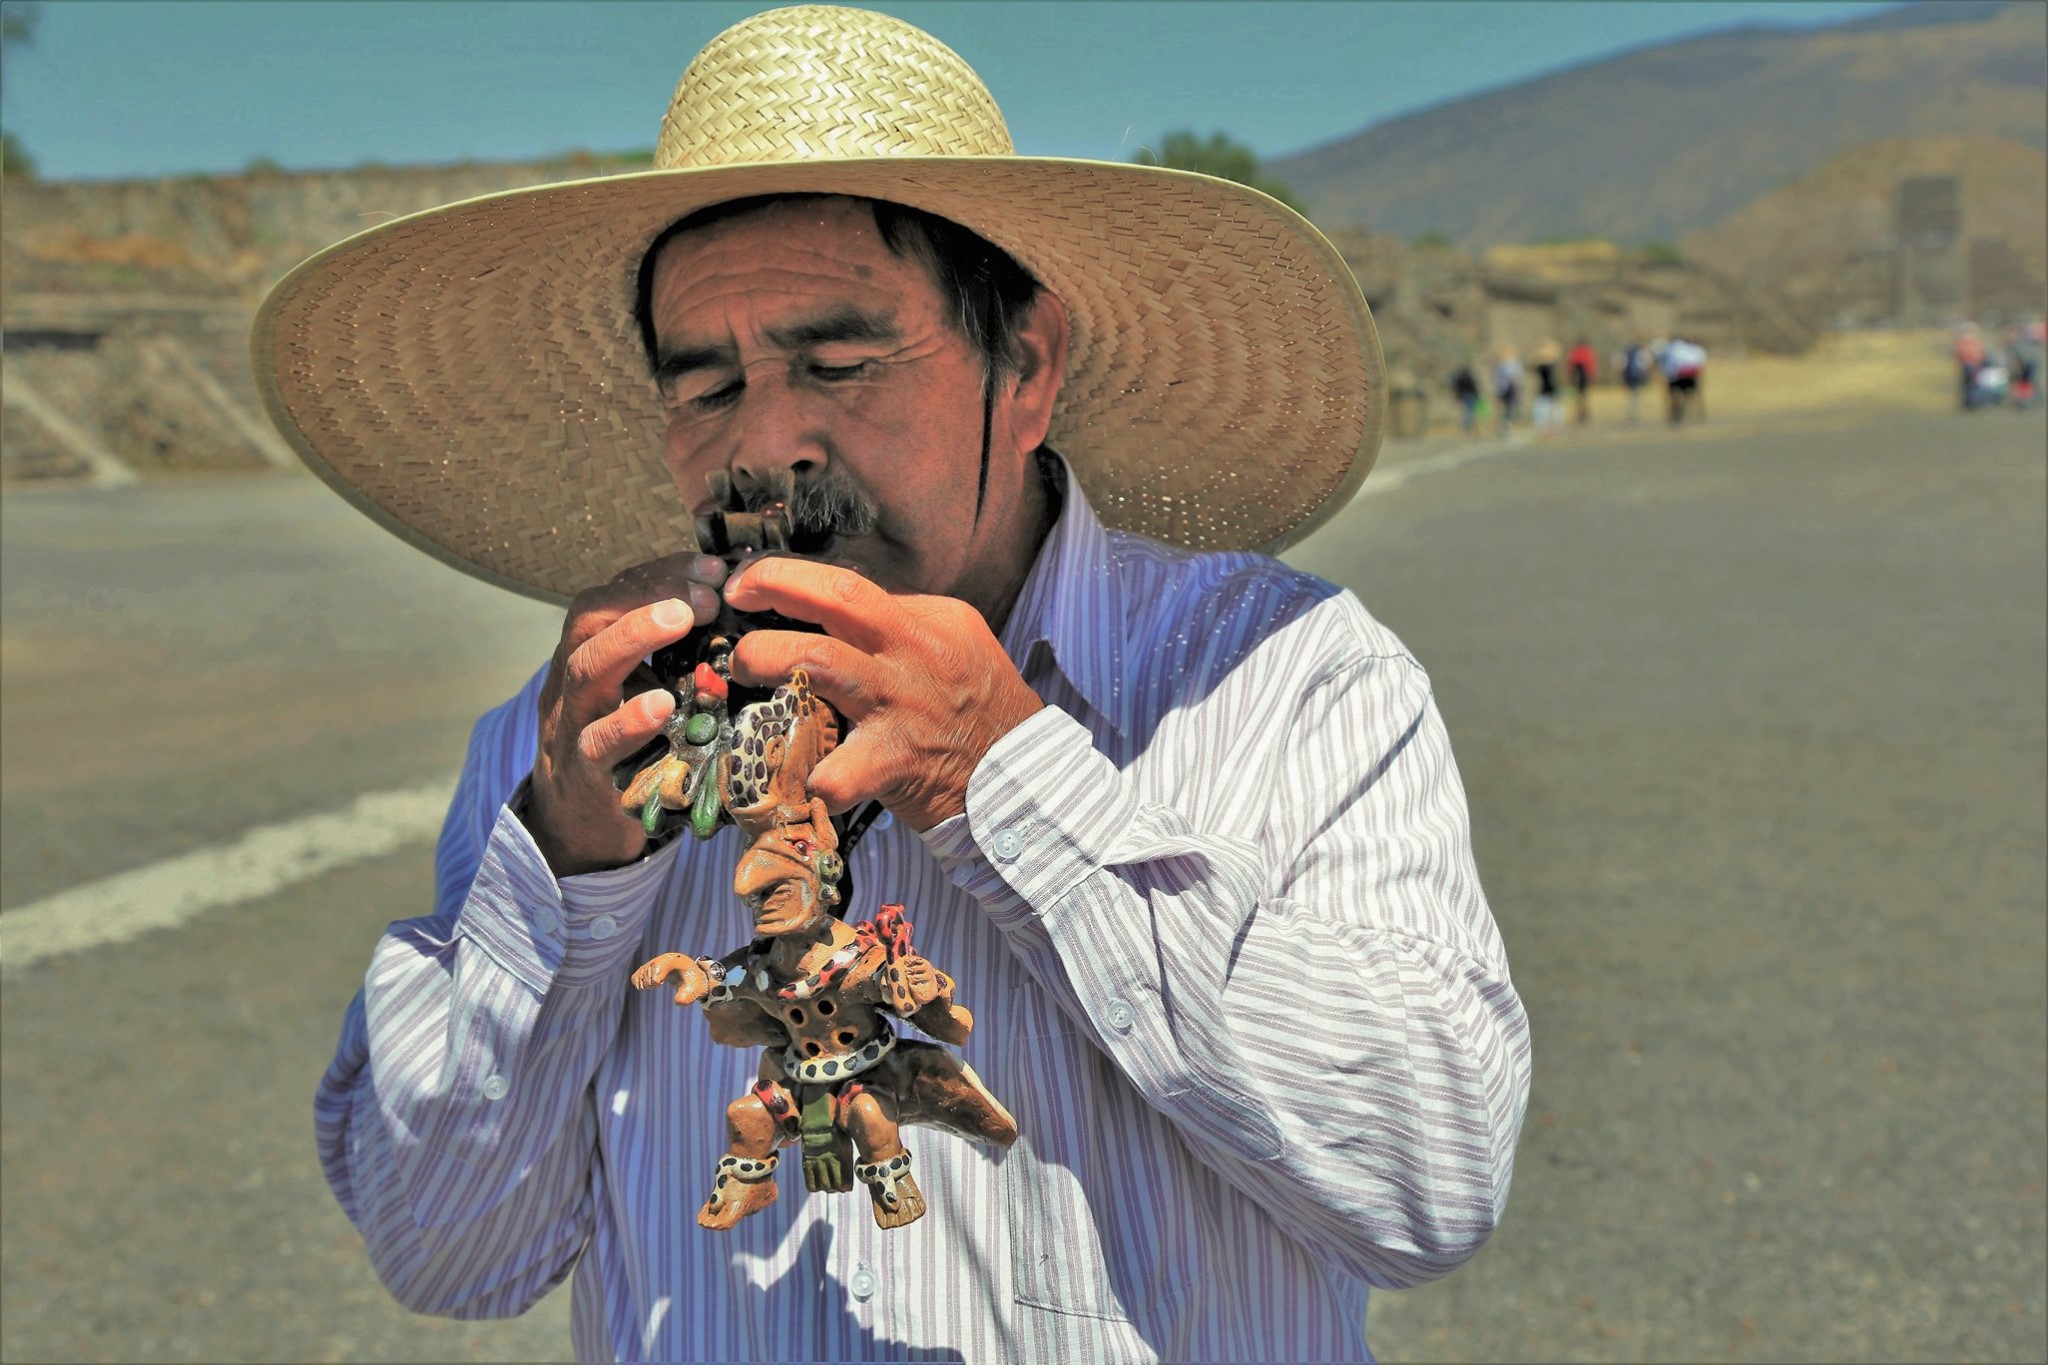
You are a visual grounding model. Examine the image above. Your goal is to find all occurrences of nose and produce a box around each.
[729,368,827,496]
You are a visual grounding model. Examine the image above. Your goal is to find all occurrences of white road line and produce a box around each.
[0,433,1534,975]
[1357,430,1535,499]
[0,777,456,973]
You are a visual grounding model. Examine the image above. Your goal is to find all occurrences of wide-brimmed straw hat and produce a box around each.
[252,4,1383,605]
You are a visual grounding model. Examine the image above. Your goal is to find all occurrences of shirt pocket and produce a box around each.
[999,1000,1190,1324]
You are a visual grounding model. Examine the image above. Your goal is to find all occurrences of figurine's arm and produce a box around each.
[630,953,717,1005]
[879,955,974,1045]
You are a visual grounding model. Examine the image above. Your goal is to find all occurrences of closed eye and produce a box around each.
[684,378,743,412]
[808,360,874,383]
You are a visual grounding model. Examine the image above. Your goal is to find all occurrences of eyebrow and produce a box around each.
[765,306,899,351]
[650,306,902,389]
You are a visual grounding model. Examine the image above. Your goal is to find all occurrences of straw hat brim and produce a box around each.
[253,156,1383,606]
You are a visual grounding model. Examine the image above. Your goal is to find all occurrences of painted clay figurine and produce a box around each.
[630,671,1018,1230]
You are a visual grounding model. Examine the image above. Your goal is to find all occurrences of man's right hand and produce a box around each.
[524,553,728,877]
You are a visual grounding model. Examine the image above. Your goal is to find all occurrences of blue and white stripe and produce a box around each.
[315,465,1531,1363]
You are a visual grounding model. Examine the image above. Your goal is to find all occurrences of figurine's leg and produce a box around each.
[842,1086,926,1229]
[699,1091,784,1230]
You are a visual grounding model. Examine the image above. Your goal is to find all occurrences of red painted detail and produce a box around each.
[754,1080,801,1142]
[836,1080,868,1126]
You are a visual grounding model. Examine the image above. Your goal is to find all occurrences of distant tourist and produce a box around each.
[1493,346,1524,437]
[1531,340,1563,434]
[1955,324,1991,410]
[1568,338,1598,425]
[1451,361,1481,434]
[2009,321,2043,410]
[1620,340,1652,424]
[1662,336,1706,424]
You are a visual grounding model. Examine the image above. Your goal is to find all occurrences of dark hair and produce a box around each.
[632,193,1041,379]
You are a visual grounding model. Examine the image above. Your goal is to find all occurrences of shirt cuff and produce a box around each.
[457,795,676,993]
[918,705,1143,927]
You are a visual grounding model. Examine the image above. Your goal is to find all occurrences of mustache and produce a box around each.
[740,472,881,540]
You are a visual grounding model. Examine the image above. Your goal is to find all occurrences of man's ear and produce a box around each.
[1004,289,1070,456]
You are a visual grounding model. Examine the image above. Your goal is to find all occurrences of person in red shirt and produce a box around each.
[1568,339,1599,425]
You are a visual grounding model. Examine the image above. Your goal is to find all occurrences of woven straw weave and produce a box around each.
[254,6,1383,605]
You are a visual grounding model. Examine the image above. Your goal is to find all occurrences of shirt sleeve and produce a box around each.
[921,645,1531,1290]
[313,666,677,1317]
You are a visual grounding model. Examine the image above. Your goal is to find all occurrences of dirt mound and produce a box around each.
[1681,134,2047,327]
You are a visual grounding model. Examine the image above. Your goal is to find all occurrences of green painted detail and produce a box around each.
[641,790,664,837]
[690,746,726,838]
[799,1090,847,1191]
[685,711,719,746]
[800,1090,837,1151]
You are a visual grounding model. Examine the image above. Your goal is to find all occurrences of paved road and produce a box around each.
[2,408,2042,1362]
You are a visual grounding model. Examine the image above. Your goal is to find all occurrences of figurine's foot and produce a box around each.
[698,1153,779,1230]
[856,1151,925,1230]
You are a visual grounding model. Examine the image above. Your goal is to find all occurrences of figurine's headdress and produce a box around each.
[252,4,1383,604]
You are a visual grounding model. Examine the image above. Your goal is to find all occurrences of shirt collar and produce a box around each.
[998,450,1132,738]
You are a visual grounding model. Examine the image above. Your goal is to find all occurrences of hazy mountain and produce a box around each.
[1269,0,2047,248]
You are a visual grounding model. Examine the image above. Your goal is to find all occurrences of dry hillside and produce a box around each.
[1269,0,2047,248]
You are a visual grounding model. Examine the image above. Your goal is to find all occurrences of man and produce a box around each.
[1567,338,1598,426]
[1620,338,1651,425]
[1530,340,1562,435]
[1662,335,1705,424]
[1493,345,1524,437]
[1450,359,1481,434]
[259,8,1529,1362]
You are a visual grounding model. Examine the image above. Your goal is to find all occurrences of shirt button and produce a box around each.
[588,914,618,941]
[874,810,895,832]
[1106,997,1135,1032]
[849,1263,878,1302]
[992,829,1024,861]
[481,1074,510,1101]
[533,906,559,935]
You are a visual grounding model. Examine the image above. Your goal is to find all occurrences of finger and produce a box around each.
[577,688,678,769]
[730,629,885,723]
[723,556,895,653]
[800,722,890,815]
[561,598,698,723]
[608,551,731,596]
[569,555,729,645]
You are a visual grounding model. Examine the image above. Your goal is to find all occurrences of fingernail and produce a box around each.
[651,598,689,629]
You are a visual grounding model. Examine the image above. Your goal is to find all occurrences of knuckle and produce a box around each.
[563,640,602,690]
[577,715,617,764]
[800,636,850,674]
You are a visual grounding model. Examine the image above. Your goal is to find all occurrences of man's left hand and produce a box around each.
[724,558,1044,832]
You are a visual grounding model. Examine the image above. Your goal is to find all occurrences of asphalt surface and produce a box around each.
[2,407,2043,1363]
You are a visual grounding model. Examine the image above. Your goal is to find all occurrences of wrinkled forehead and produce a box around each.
[645,196,943,338]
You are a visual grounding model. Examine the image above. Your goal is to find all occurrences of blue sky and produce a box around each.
[3,1,1903,180]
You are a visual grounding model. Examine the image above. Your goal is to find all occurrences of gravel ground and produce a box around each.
[3,407,2042,1362]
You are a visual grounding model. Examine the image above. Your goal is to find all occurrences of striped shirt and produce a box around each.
[315,462,1531,1364]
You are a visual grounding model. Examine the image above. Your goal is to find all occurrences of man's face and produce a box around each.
[647,197,1057,616]
[733,833,830,938]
